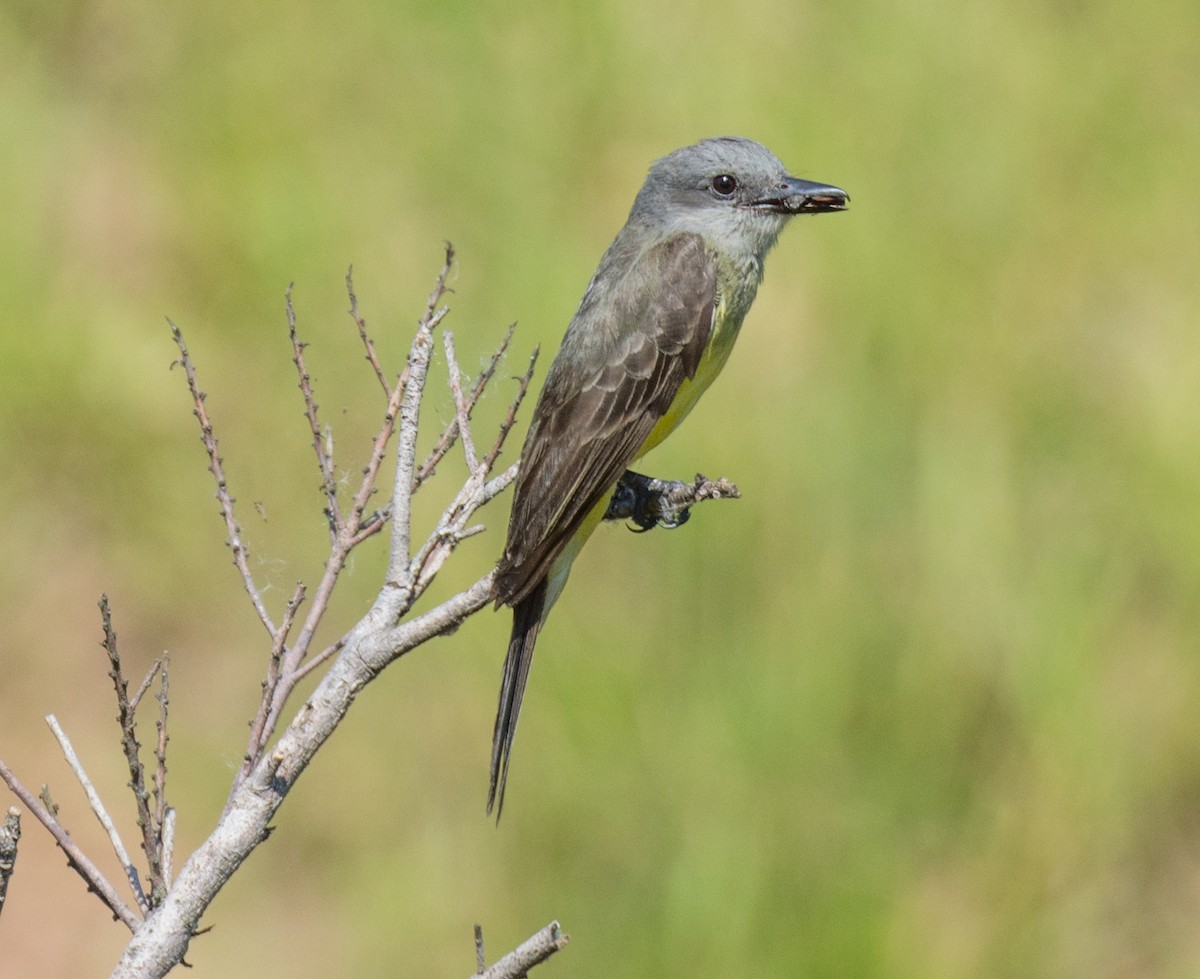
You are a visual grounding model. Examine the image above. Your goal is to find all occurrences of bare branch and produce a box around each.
[471,921,569,979]
[289,632,346,686]
[345,366,407,541]
[236,581,306,793]
[258,565,352,756]
[403,326,534,603]
[442,331,480,474]
[160,807,176,892]
[409,461,518,601]
[0,759,140,931]
[98,596,164,904]
[169,320,277,636]
[128,660,162,715]
[46,715,149,915]
[346,268,392,398]
[387,243,455,597]
[228,250,519,783]
[481,343,538,474]
[229,249,529,792]
[288,285,342,531]
[414,320,519,490]
[152,655,170,881]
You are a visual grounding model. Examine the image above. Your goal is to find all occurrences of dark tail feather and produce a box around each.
[487,579,548,819]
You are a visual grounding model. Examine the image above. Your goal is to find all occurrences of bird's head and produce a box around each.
[632,136,848,260]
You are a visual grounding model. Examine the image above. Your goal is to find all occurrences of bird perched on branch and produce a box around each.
[489,136,848,815]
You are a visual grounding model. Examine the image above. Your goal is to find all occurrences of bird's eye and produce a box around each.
[711,174,737,197]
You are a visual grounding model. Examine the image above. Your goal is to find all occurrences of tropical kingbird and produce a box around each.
[489,136,848,815]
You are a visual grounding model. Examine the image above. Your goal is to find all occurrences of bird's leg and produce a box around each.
[604,470,740,532]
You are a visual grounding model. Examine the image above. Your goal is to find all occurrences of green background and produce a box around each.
[3,0,1199,975]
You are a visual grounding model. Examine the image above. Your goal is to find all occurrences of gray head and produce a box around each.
[630,136,848,259]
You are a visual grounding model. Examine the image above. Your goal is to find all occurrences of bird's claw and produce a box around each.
[628,506,691,532]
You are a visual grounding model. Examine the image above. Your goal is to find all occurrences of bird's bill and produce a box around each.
[752,177,849,214]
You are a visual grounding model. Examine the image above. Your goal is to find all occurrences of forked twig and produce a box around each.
[414,321,519,490]
[237,581,306,790]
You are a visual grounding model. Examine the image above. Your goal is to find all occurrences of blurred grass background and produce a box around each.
[2,0,1199,975]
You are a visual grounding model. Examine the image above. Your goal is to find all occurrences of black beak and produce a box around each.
[753,177,849,214]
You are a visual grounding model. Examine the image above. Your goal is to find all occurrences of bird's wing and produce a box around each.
[495,231,716,606]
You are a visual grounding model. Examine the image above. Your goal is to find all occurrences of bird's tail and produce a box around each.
[487,578,548,819]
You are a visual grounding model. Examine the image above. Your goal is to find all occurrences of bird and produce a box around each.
[488,136,848,815]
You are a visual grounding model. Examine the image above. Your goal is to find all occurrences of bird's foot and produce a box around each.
[604,470,740,532]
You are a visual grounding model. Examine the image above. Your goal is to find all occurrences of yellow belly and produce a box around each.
[638,305,739,457]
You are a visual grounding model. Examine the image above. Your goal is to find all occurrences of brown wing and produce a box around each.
[495,232,717,606]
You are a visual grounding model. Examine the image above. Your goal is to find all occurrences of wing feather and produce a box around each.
[495,232,717,606]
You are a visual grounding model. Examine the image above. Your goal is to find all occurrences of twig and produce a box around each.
[169,320,277,637]
[39,786,56,817]
[442,331,480,474]
[481,344,538,474]
[345,364,408,543]
[0,759,140,931]
[99,596,164,905]
[152,654,170,880]
[288,285,342,532]
[341,268,418,545]
[471,921,569,979]
[128,660,162,715]
[410,461,519,599]
[288,633,346,686]
[414,320,518,489]
[237,581,306,792]
[358,323,531,548]
[405,330,534,599]
[0,807,19,922]
[346,268,392,398]
[256,370,412,740]
[46,715,149,915]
